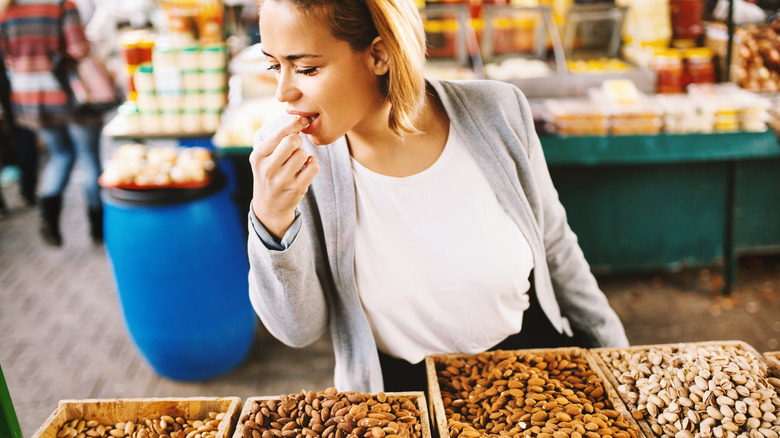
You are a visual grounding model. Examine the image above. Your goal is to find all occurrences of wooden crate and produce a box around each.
[591,340,770,438]
[234,391,432,438]
[32,397,241,438]
[766,351,780,377]
[425,347,643,438]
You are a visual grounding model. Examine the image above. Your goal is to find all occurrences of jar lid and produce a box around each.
[202,43,227,52]
[117,101,139,115]
[683,47,714,59]
[137,62,154,73]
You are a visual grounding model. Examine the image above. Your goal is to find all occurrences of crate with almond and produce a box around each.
[234,387,431,438]
[592,340,780,438]
[31,397,241,438]
[425,347,642,438]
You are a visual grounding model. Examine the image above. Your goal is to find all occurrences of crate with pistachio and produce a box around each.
[235,388,431,438]
[425,348,642,438]
[594,341,780,438]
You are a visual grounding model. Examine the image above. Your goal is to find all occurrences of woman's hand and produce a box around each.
[249,116,320,239]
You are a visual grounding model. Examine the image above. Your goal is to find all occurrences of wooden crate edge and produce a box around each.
[589,350,657,438]
[765,351,780,377]
[32,397,241,438]
[581,350,647,438]
[234,392,432,438]
[425,347,646,438]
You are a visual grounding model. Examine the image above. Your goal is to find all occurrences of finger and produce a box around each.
[254,115,310,156]
[283,147,310,173]
[295,156,319,187]
[266,132,304,168]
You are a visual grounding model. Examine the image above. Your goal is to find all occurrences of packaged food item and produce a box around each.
[202,109,222,132]
[199,43,228,70]
[683,47,716,86]
[177,44,200,68]
[116,101,140,134]
[181,69,200,91]
[136,91,159,113]
[157,91,182,112]
[669,0,704,42]
[652,48,684,93]
[544,98,609,136]
[589,82,663,135]
[181,109,202,133]
[161,110,182,133]
[199,69,227,91]
[201,89,227,110]
[181,90,201,111]
[140,110,162,134]
[133,63,155,94]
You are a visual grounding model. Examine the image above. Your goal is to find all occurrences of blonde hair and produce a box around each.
[259,0,427,135]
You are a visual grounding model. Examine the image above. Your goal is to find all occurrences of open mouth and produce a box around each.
[301,114,320,135]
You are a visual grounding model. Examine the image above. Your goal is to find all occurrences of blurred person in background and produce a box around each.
[0,0,105,246]
[248,0,629,393]
[1,50,40,211]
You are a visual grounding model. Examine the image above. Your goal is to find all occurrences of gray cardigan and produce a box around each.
[247,78,629,392]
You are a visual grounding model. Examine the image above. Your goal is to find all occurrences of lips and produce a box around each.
[287,110,320,135]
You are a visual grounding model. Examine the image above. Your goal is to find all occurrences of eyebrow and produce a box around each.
[261,50,322,61]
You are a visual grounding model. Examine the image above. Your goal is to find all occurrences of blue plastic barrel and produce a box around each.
[103,169,255,380]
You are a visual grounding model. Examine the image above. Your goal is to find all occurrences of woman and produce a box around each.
[248,0,629,393]
[0,0,104,246]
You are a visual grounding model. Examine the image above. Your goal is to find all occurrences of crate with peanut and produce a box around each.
[234,388,431,438]
[593,341,780,438]
[425,347,642,438]
[32,397,241,438]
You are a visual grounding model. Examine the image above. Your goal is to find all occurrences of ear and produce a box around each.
[368,36,390,76]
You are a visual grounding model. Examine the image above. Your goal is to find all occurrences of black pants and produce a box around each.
[378,274,587,392]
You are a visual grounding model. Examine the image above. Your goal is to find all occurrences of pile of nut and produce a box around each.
[436,349,639,438]
[55,411,226,438]
[599,344,780,438]
[239,387,423,438]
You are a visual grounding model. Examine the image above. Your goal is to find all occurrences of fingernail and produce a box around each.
[299,116,310,125]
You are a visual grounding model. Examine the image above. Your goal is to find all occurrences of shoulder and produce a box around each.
[429,78,525,107]
[428,78,530,125]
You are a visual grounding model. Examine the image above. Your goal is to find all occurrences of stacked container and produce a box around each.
[131,38,228,135]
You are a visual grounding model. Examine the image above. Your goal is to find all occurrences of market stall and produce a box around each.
[30,341,780,438]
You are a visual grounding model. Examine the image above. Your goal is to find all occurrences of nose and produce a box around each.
[275,69,300,103]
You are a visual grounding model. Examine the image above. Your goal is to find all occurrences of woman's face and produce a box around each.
[259,0,385,145]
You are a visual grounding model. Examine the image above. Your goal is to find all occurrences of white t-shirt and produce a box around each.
[352,125,534,364]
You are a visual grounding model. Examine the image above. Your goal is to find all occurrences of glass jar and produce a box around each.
[653,48,684,94]
[684,47,716,86]
[669,0,703,42]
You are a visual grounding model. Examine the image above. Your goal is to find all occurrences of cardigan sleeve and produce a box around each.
[247,128,328,348]
[514,87,629,348]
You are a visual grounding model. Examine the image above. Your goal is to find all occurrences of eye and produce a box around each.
[296,67,318,76]
[266,64,280,72]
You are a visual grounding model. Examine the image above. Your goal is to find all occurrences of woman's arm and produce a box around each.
[247,125,328,348]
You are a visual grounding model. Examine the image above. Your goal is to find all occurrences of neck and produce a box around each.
[347,90,449,178]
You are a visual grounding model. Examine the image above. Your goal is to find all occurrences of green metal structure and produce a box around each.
[542,130,780,293]
[0,363,23,438]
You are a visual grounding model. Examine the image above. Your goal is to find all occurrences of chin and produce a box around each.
[305,132,342,146]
